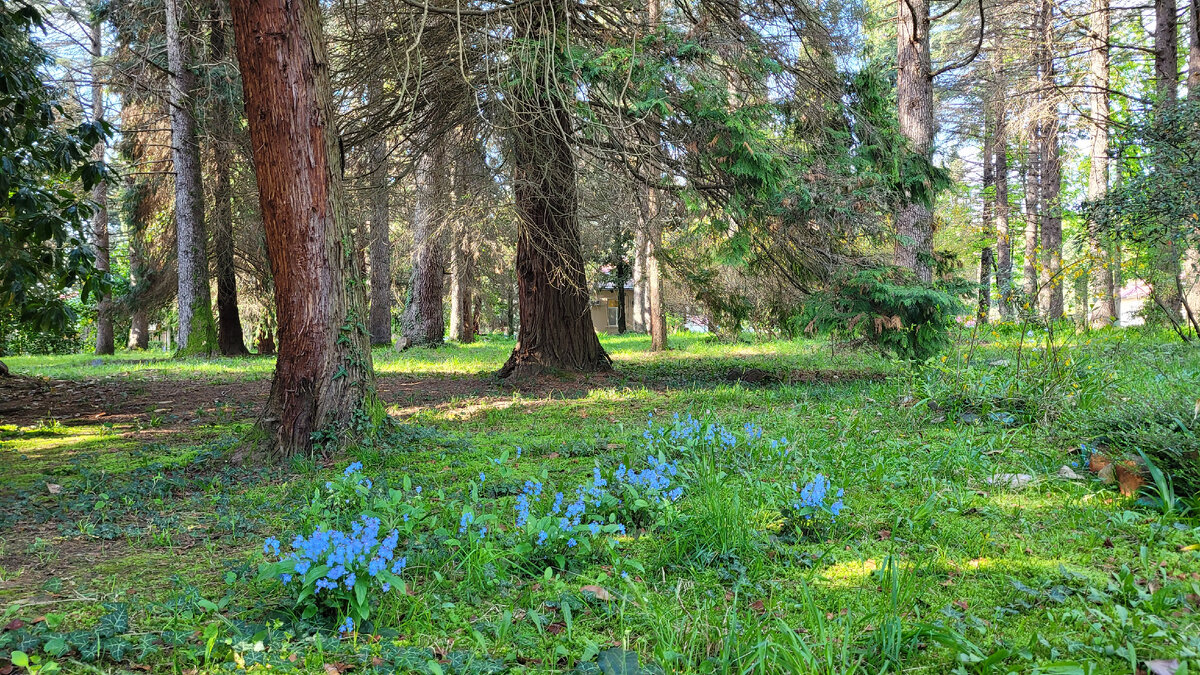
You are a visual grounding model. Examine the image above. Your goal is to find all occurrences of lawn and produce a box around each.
[1,328,1198,674]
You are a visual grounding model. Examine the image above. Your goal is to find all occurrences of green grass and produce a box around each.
[1,327,1198,674]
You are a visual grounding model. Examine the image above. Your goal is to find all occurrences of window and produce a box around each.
[607,298,619,327]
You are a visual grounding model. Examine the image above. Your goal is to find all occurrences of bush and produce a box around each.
[793,267,968,361]
[1076,394,1200,497]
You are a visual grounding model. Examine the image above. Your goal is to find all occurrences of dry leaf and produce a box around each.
[581,585,614,601]
[1144,660,1180,675]
[750,600,766,614]
[46,483,62,494]
[546,622,565,635]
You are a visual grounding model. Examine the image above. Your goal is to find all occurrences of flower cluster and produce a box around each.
[785,474,846,534]
[616,456,683,502]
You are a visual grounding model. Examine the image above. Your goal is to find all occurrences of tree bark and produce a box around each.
[895,0,935,282]
[1022,141,1040,311]
[1037,0,1063,320]
[367,75,392,345]
[209,6,249,356]
[449,222,477,343]
[979,83,994,325]
[616,250,628,335]
[231,0,376,458]
[90,17,113,356]
[1150,0,1183,319]
[1190,0,1200,99]
[631,228,649,332]
[1087,0,1116,328]
[498,4,611,378]
[398,135,447,350]
[166,0,215,356]
[993,91,1013,319]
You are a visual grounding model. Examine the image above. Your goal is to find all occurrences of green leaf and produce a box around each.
[42,637,69,657]
[598,647,643,675]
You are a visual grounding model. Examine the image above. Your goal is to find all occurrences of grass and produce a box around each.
[0,326,1198,674]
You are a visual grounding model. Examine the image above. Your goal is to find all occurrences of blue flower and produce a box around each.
[567,538,577,548]
[459,511,474,534]
[263,537,280,556]
[339,616,354,634]
[343,462,363,476]
[536,530,548,546]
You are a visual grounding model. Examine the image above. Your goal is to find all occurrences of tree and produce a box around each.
[0,2,108,374]
[208,4,249,356]
[230,0,376,457]
[1037,0,1063,320]
[89,11,114,355]
[397,135,448,350]
[1086,0,1116,328]
[496,3,611,378]
[895,0,936,282]
[1149,0,1183,319]
[165,0,216,355]
[991,33,1014,320]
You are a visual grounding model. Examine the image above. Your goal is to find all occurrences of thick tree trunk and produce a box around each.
[1087,0,1116,328]
[498,12,610,377]
[616,255,628,335]
[1150,0,1183,319]
[367,77,392,345]
[210,6,249,356]
[231,0,376,458]
[398,136,447,350]
[166,0,215,356]
[128,309,150,350]
[90,17,113,356]
[639,186,668,351]
[980,88,994,325]
[895,0,934,282]
[126,168,150,351]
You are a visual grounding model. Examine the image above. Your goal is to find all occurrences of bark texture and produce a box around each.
[449,222,477,343]
[166,0,215,355]
[90,17,113,355]
[231,0,376,457]
[631,228,649,332]
[398,136,447,350]
[895,0,935,282]
[367,75,392,345]
[1037,0,1063,320]
[1150,0,1182,319]
[1022,144,1040,308]
[1087,0,1116,328]
[210,7,248,356]
[993,83,1013,319]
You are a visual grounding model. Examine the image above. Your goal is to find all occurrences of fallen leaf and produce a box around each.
[546,452,560,459]
[546,622,565,635]
[581,585,614,601]
[324,665,341,675]
[46,483,62,494]
[1144,660,1180,675]
[953,600,968,611]
[877,529,891,541]
[750,600,766,614]
[2,620,23,631]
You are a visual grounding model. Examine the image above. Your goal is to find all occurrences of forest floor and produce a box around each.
[1,329,1198,674]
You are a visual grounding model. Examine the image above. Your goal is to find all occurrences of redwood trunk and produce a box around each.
[398,136,447,349]
[367,76,392,345]
[166,0,215,355]
[1087,0,1116,328]
[231,0,376,457]
[90,17,113,355]
[210,6,249,356]
[498,18,610,377]
[895,0,934,282]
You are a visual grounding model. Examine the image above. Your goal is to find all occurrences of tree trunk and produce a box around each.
[90,17,114,356]
[126,168,151,351]
[367,76,392,345]
[1150,0,1182,319]
[993,101,1013,319]
[231,0,376,458]
[895,0,935,282]
[128,309,150,350]
[631,228,649,332]
[166,0,216,356]
[616,254,627,335]
[978,247,993,324]
[209,6,249,356]
[449,221,477,343]
[1037,0,1063,320]
[1022,142,1040,311]
[1191,0,1200,99]
[398,135,447,350]
[498,5,611,378]
[1087,0,1116,328]
[505,277,514,336]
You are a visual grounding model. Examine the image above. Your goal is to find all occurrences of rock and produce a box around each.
[89,358,103,366]
[1056,465,1083,480]
[986,473,1033,490]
